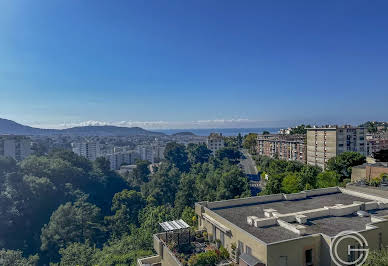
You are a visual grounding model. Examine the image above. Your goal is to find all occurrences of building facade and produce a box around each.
[139,187,388,266]
[103,150,140,170]
[0,135,32,161]
[206,133,225,153]
[256,134,306,163]
[72,142,101,161]
[367,132,388,157]
[307,126,367,170]
[351,162,388,183]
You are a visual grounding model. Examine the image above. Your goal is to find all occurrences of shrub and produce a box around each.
[371,176,383,187]
[188,250,218,266]
[219,246,229,260]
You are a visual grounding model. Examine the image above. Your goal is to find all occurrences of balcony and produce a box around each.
[139,221,233,266]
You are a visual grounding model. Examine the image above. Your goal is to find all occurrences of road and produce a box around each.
[240,149,261,195]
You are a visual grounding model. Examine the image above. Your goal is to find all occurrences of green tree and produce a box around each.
[216,167,250,200]
[298,165,322,189]
[93,236,152,266]
[164,142,190,172]
[243,133,258,154]
[0,156,17,176]
[263,173,285,195]
[281,172,302,193]
[174,173,197,214]
[138,204,176,236]
[181,206,197,227]
[363,248,388,266]
[215,147,241,164]
[105,190,146,237]
[141,164,181,206]
[289,124,311,135]
[237,133,243,148]
[187,144,212,164]
[316,171,339,188]
[0,249,39,266]
[132,160,151,184]
[326,152,366,180]
[58,242,97,266]
[262,130,270,135]
[40,198,106,261]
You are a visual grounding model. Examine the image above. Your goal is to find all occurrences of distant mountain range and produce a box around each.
[0,118,164,136]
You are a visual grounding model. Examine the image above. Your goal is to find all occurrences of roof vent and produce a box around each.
[356,210,370,217]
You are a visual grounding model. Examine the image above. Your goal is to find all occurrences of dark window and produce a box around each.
[238,241,244,254]
[305,249,313,266]
[246,245,252,255]
[220,231,225,247]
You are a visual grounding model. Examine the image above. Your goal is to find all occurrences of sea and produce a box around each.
[154,128,282,136]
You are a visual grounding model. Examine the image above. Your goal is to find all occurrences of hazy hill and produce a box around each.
[0,118,164,136]
[171,132,196,136]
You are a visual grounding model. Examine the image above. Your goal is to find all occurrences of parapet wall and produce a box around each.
[304,187,340,197]
[206,187,341,210]
[207,194,283,209]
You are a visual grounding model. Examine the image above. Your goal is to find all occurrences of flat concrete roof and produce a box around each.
[211,192,379,243]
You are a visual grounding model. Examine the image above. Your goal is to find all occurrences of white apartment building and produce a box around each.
[0,136,32,161]
[151,144,165,163]
[72,142,101,161]
[206,133,225,153]
[136,145,153,162]
[104,150,140,170]
[307,126,367,170]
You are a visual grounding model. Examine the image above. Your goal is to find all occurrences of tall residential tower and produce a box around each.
[306,126,366,170]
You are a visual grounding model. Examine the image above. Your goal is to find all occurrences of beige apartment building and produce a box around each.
[139,187,388,266]
[0,135,32,161]
[207,133,225,153]
[306,126,367,170]
[257,134,306,163]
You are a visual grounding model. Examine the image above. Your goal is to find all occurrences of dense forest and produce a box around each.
[0,142,250,265]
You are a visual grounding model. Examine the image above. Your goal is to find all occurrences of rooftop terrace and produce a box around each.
[207,190,388,243]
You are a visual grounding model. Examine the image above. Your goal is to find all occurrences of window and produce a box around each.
[238,241,244,254]
[279,256,288,266]
[246,245,252,255]
[220,231,225,247]
[305,249,313,266]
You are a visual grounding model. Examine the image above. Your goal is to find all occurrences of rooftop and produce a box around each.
[353,162,388,169]
[209,191,387,243]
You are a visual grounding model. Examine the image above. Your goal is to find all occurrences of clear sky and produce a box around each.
[1,0,387,129]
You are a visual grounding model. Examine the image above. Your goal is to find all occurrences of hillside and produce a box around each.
[0,118,164,136]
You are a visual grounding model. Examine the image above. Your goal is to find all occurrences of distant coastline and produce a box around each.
[153,127,282,136]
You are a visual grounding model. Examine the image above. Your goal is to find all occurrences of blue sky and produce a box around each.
[1,0,387,129]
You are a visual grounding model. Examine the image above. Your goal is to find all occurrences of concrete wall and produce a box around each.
[137,255,161,266]
[304,187,340,197]
[197,206,268,265]
[343,186,388,202]
[206,187,340,210]
[151,233,182,266]
[366,165,388,181]
[351,167,366,182]
[206,194,283,209]
[267,235,321,266]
